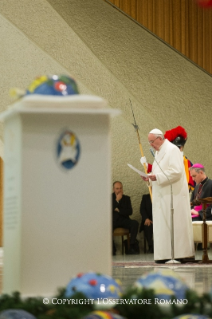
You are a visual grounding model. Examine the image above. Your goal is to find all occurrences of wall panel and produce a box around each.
[0,158,3,247]
[105,0,212,74]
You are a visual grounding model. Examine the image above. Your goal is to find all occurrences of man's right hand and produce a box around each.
[191,209,199,215]
[116,192,122,202]
[144,218,152,226]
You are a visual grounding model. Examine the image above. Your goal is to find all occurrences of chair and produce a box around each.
[192,221,212,250]
[206,221,212,248]
[113,228,130,255]
[192,221,203,250]
[192,197,212,263]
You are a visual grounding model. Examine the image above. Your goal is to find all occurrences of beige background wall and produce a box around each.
[0,0,212,234]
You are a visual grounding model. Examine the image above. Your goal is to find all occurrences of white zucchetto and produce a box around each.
[149,128,163,135]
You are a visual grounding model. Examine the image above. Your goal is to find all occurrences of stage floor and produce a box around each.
[112,249,212,295]
[0,248,212,297]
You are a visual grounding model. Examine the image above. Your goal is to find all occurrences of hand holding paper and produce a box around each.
[127,164,148,178]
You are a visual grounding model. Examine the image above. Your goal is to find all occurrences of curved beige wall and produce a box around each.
[0,0,212,227]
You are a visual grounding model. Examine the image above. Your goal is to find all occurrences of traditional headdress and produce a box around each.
[191,163,204,169]
[164,126,187,147]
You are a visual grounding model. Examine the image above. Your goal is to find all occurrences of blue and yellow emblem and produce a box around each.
[56,130,80,170]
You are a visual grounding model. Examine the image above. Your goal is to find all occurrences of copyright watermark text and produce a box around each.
[43,298,188,305]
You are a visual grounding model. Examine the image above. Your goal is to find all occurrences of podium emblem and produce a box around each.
[56,130,80,169]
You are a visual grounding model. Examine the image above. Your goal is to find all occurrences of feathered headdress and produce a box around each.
[164,126,187,147]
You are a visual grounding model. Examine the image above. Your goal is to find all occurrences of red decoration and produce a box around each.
[196,0,212,7]
[54,81,67,92]
[89,279,97,286]
[164,126,187,142]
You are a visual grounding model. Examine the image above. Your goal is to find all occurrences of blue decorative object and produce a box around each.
[134,269,188,300]
[65,272,122,300]
[26,75,79,96]
[209,286,212,302]
[0,309,36,319]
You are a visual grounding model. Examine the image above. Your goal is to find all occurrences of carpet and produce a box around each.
[113,260,212,268]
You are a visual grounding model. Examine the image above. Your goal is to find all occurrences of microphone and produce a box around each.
[149,148,170,184]
[150,148,155,158]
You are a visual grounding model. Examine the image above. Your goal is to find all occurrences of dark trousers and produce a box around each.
[143,224,153,248]
[192,216,202,221]
[113,218,139,253]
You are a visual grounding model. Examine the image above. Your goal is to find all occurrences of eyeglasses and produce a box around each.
[148,137,159,145]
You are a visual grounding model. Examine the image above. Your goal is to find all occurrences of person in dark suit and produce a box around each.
[190,163,212,221]
[112,181,139,255]
[139,193,153,253]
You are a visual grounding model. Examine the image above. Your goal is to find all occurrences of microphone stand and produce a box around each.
[150,148,180,264]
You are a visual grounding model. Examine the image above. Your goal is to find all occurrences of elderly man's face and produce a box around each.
[148,133,164,151]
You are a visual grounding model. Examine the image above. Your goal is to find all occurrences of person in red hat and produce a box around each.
[164,126,195,192]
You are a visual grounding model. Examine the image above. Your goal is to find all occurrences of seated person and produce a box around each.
[190,163,212,221]
[139,193,153,253]
[112,181,139,255]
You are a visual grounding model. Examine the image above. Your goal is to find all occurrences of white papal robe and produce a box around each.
[151,139,194,261]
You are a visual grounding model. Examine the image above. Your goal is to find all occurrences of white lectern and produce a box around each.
[0,95,120,296]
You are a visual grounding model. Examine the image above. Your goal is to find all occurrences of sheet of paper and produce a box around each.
[127,163,148,178]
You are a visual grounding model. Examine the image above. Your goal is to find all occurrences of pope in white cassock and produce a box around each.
[142,128,194,263]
